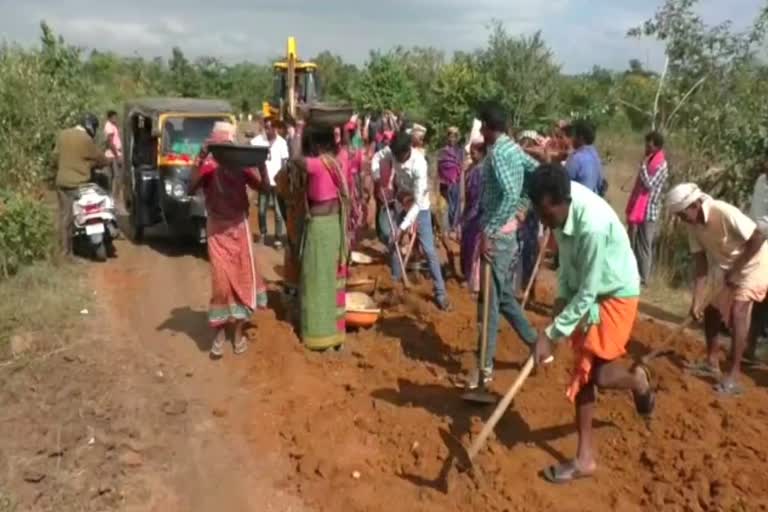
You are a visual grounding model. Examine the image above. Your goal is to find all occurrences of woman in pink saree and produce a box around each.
[189,122,268,358]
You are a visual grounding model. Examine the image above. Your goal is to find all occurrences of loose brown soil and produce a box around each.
[2,229,768,511]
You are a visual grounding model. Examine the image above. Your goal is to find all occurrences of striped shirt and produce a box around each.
[480,135,538,235]
[640,152,669,222]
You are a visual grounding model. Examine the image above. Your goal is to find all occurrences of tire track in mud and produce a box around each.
[90,236,305,512]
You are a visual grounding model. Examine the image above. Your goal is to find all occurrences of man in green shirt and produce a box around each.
[530,164,655,484]
[54,114,110,258]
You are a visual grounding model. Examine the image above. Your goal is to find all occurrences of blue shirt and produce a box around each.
[566,145,603,194]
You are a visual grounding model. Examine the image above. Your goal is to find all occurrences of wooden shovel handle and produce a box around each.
[467,356,535,461]
[521,229,550,309]
[381,194,411,289]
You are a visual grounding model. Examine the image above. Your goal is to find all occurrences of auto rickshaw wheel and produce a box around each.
[129,195,145,244]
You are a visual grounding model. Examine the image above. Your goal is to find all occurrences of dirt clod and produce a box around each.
[10,334,34,357]
[161,400,187,416]
[22,471,46,484]
[119,450,143,467]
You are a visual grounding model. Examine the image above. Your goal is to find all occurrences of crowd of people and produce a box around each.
[54,100,768,484]
[187,102,767,482]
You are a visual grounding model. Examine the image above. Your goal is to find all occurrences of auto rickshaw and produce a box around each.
[121,98,236,243]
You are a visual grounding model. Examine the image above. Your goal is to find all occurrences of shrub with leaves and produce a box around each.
[0,22,91,192]
[0,190,53,278]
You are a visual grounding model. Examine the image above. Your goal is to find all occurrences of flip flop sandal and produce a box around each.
[542,461,595,485]
[632,364,656,417]
[714,380,744,396]
[684,360,722,379]
[210,337,225,359]
[234,337,248,355]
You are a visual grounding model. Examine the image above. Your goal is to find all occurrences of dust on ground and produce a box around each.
[2,228,768,511]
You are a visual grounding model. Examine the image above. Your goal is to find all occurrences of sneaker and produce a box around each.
[274,240,283,250]
[465,367,493,390]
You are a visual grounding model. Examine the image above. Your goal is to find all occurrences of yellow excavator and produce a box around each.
[262,37,318,122]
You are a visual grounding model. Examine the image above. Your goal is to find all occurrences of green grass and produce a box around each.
[0,261,88,353]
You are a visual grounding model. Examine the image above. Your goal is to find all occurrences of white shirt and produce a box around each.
[750,174,768,236]
[371,146,392,182]
[252,134,288,186]
[393,150,430,231]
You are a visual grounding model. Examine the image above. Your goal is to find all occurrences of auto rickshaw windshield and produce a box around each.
[161,116,229,159]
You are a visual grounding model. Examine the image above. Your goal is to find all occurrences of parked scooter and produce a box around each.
[72,183,119,261]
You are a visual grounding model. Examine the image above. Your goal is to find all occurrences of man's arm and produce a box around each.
[545,231,607,340]
[371,147,390,182]
[565,153,581,183]
[727,230,766,284]
[399,159,427,231]
[87,139,110,169]
[750,177,768,236]
[288,122,304,158]
[362,116,371,143]
[279,138,290,174]
[690,251,709,319]
[105,126,120,158]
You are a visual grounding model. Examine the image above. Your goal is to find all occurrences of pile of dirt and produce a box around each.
[237,263,768,512]
[5,235,767,512]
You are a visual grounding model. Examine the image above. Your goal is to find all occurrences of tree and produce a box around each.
[350,52,419,116]
[312,51,358,102]
[630,0,768,281]
[169,47,200,97]
[475,21,561,129]
[390,46,445,100]
[428,55,493,138]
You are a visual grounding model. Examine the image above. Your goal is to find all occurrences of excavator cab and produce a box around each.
[271,63,318,107]
[263,37,319,122]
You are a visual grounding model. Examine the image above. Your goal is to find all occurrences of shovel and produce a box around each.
[640,285,721,365]
[381,193,411,289]
[461,231,549,405]
[460,356,536,467]
[461,262,496,404]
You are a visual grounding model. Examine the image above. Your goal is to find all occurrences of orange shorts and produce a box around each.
[567,297,639,402]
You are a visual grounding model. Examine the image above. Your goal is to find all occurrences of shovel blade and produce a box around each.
[460,389,498,405]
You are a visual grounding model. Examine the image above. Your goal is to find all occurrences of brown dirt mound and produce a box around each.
[236,263,768,511]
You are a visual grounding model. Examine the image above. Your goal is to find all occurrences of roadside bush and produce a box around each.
[0,191,53,278]
[0,23,91,192]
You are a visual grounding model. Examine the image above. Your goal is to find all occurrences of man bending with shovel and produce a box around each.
[388,132,452,311]
[530,164,655,484]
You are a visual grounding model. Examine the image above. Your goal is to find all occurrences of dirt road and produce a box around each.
[6,227,768,511]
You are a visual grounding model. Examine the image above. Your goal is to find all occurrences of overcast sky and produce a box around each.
[1,0,764,73]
